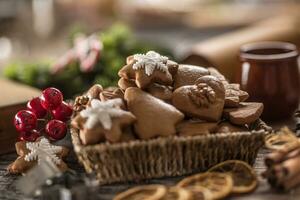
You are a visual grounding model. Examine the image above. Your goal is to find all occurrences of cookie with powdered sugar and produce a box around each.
[72,98,136,144]
[7,137,69,174]
[118,51,177,89]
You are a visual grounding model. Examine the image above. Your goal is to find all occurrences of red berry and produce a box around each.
[27,97,47,118]
[45,120,67,140]
[40,87,63,110]
[19,130,40,142]
[14,110,37,132]
[51,101,73,121]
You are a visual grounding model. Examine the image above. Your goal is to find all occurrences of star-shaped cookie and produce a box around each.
[7,137,69,174]
[73,98,136,144]
[124,87,184,140]
[224,83,249,107]
[118,51,177,89]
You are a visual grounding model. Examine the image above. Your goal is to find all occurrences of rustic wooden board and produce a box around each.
[0,79,40,108]
[0,79,41,154]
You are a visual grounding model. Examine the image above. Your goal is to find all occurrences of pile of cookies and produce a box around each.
[114,160,257,200]
[71,51,264,145]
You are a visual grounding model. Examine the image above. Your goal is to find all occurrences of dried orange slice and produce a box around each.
[161,187,193,200]
[184,186,213,200]
[265,127,299,152]
[113,184,167,200]
[177,172,233,200]
[208,160,257,194]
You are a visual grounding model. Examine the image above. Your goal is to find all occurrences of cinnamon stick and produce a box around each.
[264,151,287,167]
[279,156,300,180]
[265,148,300,167]
[295,110,300,118]
[263,127,300,191]
[271,165,288,182]
[285,148,300,160]
[280,171,300,191]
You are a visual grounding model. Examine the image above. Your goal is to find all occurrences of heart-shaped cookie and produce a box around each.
[172,75,225,121]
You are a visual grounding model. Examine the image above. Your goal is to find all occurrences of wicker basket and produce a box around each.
[71,120,270,185]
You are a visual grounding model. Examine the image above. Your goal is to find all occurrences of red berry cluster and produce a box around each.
[14,87,73,142]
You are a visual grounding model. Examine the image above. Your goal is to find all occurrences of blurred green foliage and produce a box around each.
[4,24,173,98]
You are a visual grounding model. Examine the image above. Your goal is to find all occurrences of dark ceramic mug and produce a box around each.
[237,41,300,121]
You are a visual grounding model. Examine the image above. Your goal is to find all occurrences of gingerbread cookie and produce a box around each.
[79,124,105,144]
[215,122,248,133]
[172,75,225,121]
[73,98,136,144]
[224,84,249,107]
[118,77,137,90]
[208,68,248,107]
[7,137,69,174]
[176,120,218,136]
[118,51,177,89]
[125,87,184,140]
[166,60,179,76]
[73,95,89,113]
[223,102,264,125]
[147,83,173,102]
[86,84,103,99]
[99,88,124,102]
[207,67,228,85]
[173,64,210,89]
[118,127,136,142]
[78,122,135,144]
[126,55,134,65]
[118,78,173,102]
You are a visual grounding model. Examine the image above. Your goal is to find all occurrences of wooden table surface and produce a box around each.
[0,120,299,200]
[1,149,298,200]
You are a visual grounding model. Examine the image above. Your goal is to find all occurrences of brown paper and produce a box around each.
[183,15,300,81]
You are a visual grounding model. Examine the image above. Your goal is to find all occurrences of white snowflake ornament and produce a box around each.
[133,51,168,76]
[24,137,62,165]
[80,98,129,130]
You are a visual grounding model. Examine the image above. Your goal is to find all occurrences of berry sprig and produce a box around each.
[14,87,73,142]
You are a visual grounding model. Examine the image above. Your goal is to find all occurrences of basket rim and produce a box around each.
[71,127,267,153]
[70,119,269,185]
